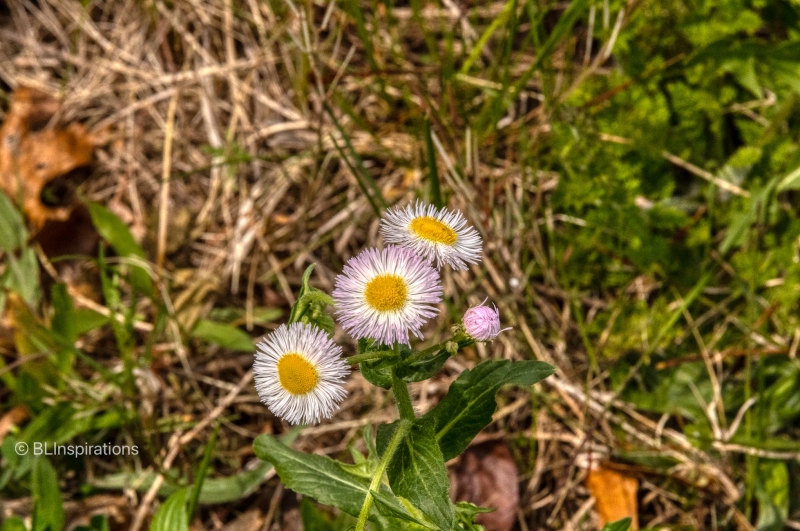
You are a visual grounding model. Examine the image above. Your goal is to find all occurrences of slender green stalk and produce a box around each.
[355,419,412,531]
[458,0,514,74]
[402,341,448,365]
[392,372,416,420]
[187,423,219,519]
[403,335,472,366]
[346,350,396,365]
[424,119,443,209]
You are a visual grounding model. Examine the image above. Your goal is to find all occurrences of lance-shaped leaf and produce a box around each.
[150,487,189,531]
[422,360,555,460]
[253,434,432,527]
[376,421,454,530]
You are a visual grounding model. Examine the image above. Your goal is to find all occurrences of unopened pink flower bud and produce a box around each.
[463,299,510,341]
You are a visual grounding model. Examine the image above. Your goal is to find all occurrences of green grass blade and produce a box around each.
[325,103,387,216]
[459,0,515,75]
[424,119,443,208]
[480,0,591,127]
[187,423,219,520]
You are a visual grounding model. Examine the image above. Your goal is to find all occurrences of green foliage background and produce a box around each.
[2,0,800,529]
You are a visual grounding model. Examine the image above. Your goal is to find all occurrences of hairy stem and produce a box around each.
[346,349,395,365]
[403,334,473,365]
[392,371,416,420]
[355,419,412,531]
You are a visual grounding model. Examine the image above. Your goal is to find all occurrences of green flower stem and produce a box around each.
[403,334,473,365]
[392,371,416,420]
[346,350,395,365]
[355,418,412,531]
[402,341,448,365]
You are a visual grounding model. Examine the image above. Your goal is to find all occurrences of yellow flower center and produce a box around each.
[277,353,318,395]
[409,216,457,245]
[364,274,408,312]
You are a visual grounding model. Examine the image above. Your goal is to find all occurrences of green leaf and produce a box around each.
[379,421,454,530]
[92,418,296,504]
[422,360,555,460]
[73,515,111,531]
[600,518,632,531]
[777,164,800,191]
[51,283,77,343]
[454,501,492,530]
[368,490,436,529]
[300,497,338,531]
[1,516,28,531]
[91,460,274,505]
[191,320,255,352]
[360,357,396,389]
[755,461,789,531]
[357,340,448,389]
[0,192,26,252]
[149,487,189,531]
[31,457,64,531]
[21,404,74,444]
[300,497,364,530]
[73,309,110,336]
[719,183,775,255]
[86,201,152,295]
[187,424,218,520]
[207,306,282,326]
[3,247,41,306]
[396,339,474,384]
[254,432,376,516]
[396,349,450,383]
[86,202,145,259]
[253,433,430,526]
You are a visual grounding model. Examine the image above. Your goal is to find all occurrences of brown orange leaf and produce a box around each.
[585,465,639,530]
[0,86,95,229]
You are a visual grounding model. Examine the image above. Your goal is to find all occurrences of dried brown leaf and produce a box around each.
[0,86,95,229]
[451,441,519,531]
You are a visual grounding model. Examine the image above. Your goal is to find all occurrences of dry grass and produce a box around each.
[0,0,779,530]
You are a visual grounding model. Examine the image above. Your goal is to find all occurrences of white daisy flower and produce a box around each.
[380,201,482,270]
[332,246,443,345]
[253,323,350,425]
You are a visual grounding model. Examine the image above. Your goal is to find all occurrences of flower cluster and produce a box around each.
[253,202,510,424]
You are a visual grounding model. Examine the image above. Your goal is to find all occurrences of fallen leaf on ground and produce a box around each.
[218,509,265,531]
[451,441,519,531]
[0,86,95,230]
[585,465,639,529]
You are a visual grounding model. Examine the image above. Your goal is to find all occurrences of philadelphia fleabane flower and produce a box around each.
[380,201,482,270]
[463,299,511,341]
[332,246,443,345]
[253,323,349,425]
